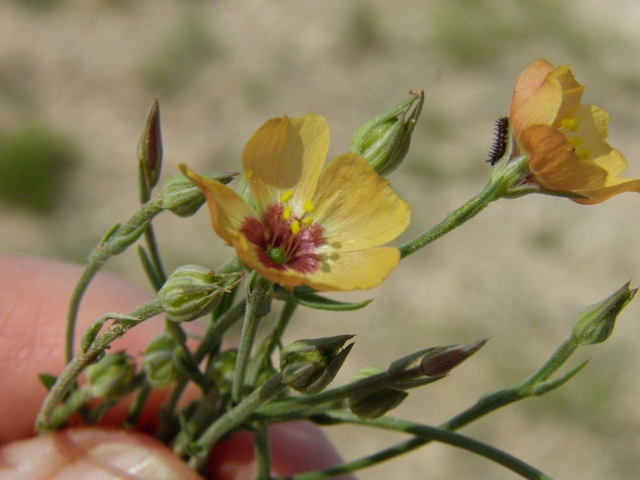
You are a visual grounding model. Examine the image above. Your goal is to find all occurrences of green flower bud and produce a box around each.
[143,333,178,388]
[348,366,408,420]
[159,265,243,322]
[86,352,135,398]
[573,282,637,346]
[138,98,163,189]
[161,172,236,218]
[350,91,424,176]
[280,335,354,395]
[419,338,488,377]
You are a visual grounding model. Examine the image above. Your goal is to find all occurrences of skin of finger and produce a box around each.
[0,254,164,442]
[0,427,205,480]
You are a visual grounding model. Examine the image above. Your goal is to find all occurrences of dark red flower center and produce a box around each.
[239,203,326,274]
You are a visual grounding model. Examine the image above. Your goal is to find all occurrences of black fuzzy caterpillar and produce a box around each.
[488,116,510,166]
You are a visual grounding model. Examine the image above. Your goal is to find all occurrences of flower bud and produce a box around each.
[419,338,488,377]
[161,172,236,218]
[350,91,424,176]
[143,333,178,388]
[86,352,135,398]
[159,265,243,322]
[138,98,163,189]
[280,335,354,395]
[348,366,408,419]
[573,282,637,346]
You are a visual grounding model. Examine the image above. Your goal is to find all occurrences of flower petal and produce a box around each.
[235,233,400,291]
[573,176,640,204]
[548,65,584,118]
[510,59,563,139]
[179,164,256,245]
[311,153,411,252]
[242,114,329,213]
[522,125,607,191]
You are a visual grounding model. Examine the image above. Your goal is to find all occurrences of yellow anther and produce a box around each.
[291,220,301,235]
[245,170,253,179]
[568,137,584,147]
[303,200,315,212]
[303,217,314,227]
[576,149,591,160]
[560,118,580,132]
[283,205,293,220]
[280,190,294,202]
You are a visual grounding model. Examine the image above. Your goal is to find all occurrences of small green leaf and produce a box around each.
[292,291,372,311]
[39,373,58,391]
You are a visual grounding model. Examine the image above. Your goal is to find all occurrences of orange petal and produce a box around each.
[510,60,563,139]
[521,125,607,191]
[573,176,640,204]
[179,164,256,245]
[242,114,329,213]
[311,153,411,252]
[234,233,400,291]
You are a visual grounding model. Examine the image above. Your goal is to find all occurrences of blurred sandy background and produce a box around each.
[2,1,640,479]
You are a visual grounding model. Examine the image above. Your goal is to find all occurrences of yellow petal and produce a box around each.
[510,60,563,139]
[548,65,584,117]
[242,114,329,213]
[234,232,400,291]
[573,176,640,204]
[179,164,256,245]
[311,153,411,252]
[522,125,607,191]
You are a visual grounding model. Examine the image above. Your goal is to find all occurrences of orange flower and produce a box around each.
[509,59,640,204]
[180,114,410,291]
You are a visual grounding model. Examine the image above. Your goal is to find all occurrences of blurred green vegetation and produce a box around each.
[0,125,78,214]
[141,8,219,95]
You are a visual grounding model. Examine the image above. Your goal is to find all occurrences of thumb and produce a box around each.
[0,427,203,480]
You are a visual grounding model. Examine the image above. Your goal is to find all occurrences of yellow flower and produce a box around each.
[180,114,410,291]
[510,59,640,204]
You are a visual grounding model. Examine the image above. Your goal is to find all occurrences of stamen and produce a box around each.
[568,137,584,147]
[302,217,314,227]
[291,220,301,235]
[280,190,294,202]
[304,200,314,212]
[576,149,591,160]
[561,118,579,132]
[283,205,293,220]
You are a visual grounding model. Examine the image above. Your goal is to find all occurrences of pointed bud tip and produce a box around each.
[420,338,489,377]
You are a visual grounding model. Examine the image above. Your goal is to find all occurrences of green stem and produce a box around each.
[65,198,164,362]
[232,275,273,403]
[255,363,435,421]
[442,335,579,432]
[278,412,553,480]
[399,179,502,258]
[143,224,167,287]
[254,421,272,480]
[39,299,164,431]
[188,373,287,472]
[158,301,246,442]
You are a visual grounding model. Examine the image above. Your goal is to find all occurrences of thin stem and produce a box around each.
[157,300,246,442]
[39,300,164,431]
[254,421,272,480]
[255,362,435,421]
[232,275,273,403]
[188,373,286,472]
[278,412,553,480]
[65,198,164,362]
[399,180,502,259]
